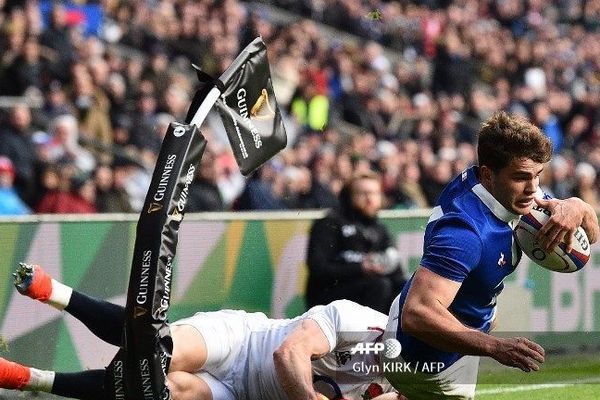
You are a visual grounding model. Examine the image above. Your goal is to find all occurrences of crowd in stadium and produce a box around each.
[0,0,598,215]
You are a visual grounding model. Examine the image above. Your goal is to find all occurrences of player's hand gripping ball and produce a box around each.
[514,206,591,272]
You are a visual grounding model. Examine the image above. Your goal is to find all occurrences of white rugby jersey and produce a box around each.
[234,300,394,400]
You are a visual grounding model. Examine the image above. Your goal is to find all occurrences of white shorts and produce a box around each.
[197,372,236,400]
[171,310,254,400]
[384,295,479,400]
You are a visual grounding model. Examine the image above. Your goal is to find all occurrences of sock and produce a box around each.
[64,290,125,346]
[52,370,106,400]
[24,367,55,392]
[47,279,73,310]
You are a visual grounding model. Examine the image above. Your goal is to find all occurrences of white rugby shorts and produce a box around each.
[171,310,251,400]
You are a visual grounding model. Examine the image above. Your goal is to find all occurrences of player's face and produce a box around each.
[482,157,544,215]
[351,178,383,218]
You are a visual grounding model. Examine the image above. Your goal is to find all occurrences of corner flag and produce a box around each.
[191,37,287,176]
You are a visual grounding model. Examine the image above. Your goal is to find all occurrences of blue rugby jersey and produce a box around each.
[394,166,524,370]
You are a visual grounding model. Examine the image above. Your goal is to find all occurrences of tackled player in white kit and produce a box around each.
[1,263,397,400]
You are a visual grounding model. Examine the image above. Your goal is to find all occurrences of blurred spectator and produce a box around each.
[389,162,430,209]
[186,149,225,212]
[0,103,39,206]
[38,80,75,126]
[233,161,286,210]
[130,93,160,152]
[36,169,97,214]
[305,171,408,314]
[39,2,76,82]
[38,114,96,174]
[112,156,152,213]
[70,65,113,160]
[548,155,575,199]
[420,158,454,206]
[94,163,133,213]
[573,162,600,211]
[281,165,338,209]
[2,34,48,95]
[0,156,30,215]
[290,69,330,133]
[533,100,564,154]
[432,29,475,97]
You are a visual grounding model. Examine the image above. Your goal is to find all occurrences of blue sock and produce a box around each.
[64,291,125,346]
[52,370,106,400]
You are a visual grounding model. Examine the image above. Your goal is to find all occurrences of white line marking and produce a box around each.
[476,377,600,395]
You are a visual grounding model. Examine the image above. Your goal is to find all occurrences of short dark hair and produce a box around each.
[477,111,552,172]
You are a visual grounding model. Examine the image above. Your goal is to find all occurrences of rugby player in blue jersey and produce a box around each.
[384,111,599,399]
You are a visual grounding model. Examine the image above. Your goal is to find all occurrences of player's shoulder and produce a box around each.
[428,205,482,237]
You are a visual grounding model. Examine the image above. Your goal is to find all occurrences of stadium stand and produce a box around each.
[0,0,598,215]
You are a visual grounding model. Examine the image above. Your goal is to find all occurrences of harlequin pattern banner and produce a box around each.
[0,215,599,372]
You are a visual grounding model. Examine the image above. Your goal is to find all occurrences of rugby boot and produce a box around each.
[13,263,52,302]
[0,358,30,390]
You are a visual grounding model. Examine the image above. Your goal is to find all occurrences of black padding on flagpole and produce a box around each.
[104,123,207,400]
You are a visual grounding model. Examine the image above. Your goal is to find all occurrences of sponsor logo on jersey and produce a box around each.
[335,350,352,367]
[497,252,506,266]
[342,225,357,237]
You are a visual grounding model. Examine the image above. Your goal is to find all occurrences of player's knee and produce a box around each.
[167,371,212,400]
[167,372,186,398]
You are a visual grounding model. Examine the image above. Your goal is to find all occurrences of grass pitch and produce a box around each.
[476,353,600,399]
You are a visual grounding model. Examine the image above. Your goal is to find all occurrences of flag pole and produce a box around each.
[189,86,222,127]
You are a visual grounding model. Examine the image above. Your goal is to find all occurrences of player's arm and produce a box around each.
[535,196,599,252]
[273,319,331,400]
[402,267,545,372]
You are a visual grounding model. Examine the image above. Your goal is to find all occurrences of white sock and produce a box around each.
[47,279,73,311]
[24,368,55,392]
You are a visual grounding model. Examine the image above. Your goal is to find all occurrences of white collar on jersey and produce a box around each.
[472,183,521,225]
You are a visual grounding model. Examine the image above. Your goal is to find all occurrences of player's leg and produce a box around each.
[14,263,124,346]
[0,357,105,400]
[168,371,236,400]
[170,310,246,380]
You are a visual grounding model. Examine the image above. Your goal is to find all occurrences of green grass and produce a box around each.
[476,353,600,399]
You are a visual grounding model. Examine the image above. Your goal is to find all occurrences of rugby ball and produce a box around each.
[514,206,591,272]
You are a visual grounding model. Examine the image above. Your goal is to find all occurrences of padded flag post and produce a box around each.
[105,123,207,400]
[104,36,286,400]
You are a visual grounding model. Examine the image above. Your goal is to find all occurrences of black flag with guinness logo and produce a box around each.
[212,37,287,176]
